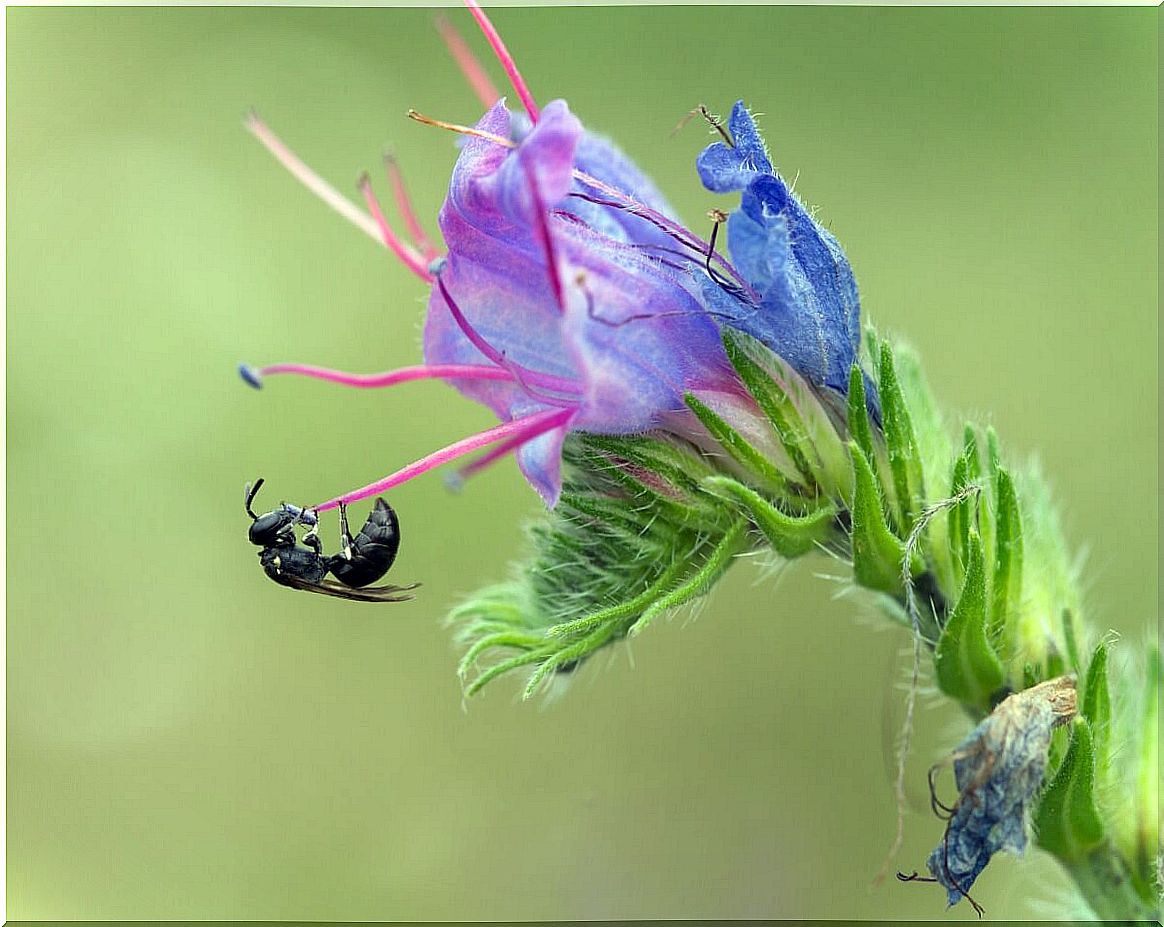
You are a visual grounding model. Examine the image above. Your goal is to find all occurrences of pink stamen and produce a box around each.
[383,154,441,261]
[521,158,565,313]
[314,406,575,510]
[246,111,384,246]
[435,13,501,110]
[245,362,516,389]
[358,174,435,283]
[434,274,581,396]
[464,0,540,123]
[404,110,753,295]
[502,362,581,409]
[452,428,534,484]
[571,172,754,296]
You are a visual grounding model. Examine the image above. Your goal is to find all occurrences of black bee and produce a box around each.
[245,478,418,602]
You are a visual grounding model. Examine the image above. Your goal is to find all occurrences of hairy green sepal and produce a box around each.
[443,329,1158,921]
[1035,717,1105,860]
[934,533,1005,710]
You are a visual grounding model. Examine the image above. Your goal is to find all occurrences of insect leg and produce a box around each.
[302,522,322,556]
[338,502,354,560]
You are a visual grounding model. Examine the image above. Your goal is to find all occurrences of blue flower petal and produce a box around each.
[696,101,773,194]
[696,106,867,400]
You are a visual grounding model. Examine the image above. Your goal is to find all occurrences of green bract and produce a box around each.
[449,329,1159,921]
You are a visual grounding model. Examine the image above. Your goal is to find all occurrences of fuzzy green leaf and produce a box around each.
[1035,717,1106,860]
[934,533,1005,708]
[702,475,837,558]
[521,624,617,699]
[985,425,1002,484]
[891,345,956,591]
[685,393,790,495]
[1060,609,1082,674]
[878,341,925,530]
[963,425,983,483]
[848,442,916,594]
[579,433,713,496]
[989,466,1024,652]
[546,555,693,639]
[948,451,974,578]
[629,518,749,638]
[721,328,819,486]
[945,426,982,579]
[846,364,875,466]
[1081,642,1111,788]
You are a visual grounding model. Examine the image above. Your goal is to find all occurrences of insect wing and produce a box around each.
[277,573,420,603]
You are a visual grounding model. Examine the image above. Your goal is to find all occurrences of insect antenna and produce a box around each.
[245,477,265,520]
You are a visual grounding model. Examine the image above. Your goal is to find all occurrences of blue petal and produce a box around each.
[695,103,869,401]
[732,175,860,393]
[696,101,773,194]
[725,201,787,293]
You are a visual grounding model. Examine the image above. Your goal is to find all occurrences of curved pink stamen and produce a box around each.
[315,406,575,510]
[358,174,434,282]
[452,428,537,484]
[435,274,581,396]
[403,111,753,296]
[464,0,539,123]
[249,362,516,389]
[571,171,754,297]
[435,13,501,110]
[384,154,441,261]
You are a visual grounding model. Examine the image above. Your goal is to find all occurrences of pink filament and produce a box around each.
[571,170,752,295]
[246,111,384,246]
[256,362,516,388]
[454,428,535,482]
[435,13,501,110]
[464,0,539,123]
[314,406,575,510]
[434,274,581,396]
[358,175,434,282]
[402,111,752,295]
[384,155,441,261]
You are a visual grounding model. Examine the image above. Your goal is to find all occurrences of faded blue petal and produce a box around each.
[925,680,1073,907]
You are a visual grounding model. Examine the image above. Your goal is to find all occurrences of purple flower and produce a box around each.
[241,1,865,511]
[422,98,738,502]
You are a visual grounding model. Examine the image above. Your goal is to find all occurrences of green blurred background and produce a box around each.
[6,6,1157,920]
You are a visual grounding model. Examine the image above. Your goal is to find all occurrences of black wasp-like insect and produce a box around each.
[245,478,418,602]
